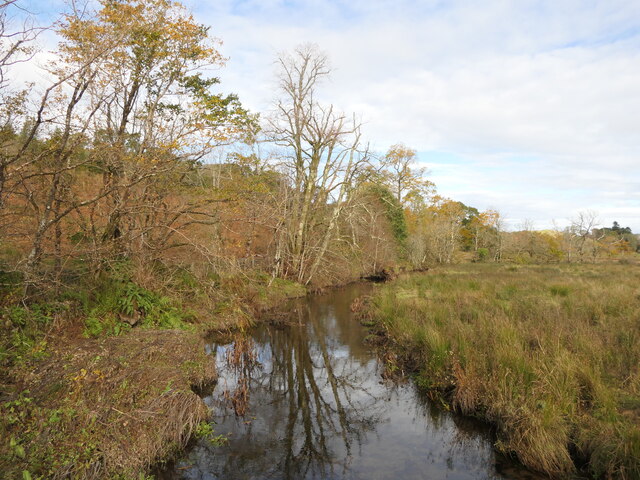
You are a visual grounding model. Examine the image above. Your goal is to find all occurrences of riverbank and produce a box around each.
[1,329,215,479]
[0,269,308,479]
[359,263,640,479]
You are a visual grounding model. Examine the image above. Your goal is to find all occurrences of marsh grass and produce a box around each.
[369,263,640,478]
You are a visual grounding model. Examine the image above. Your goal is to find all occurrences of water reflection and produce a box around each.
[164,285,542,480]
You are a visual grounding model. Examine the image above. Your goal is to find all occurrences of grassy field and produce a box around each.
[365,263,640,479]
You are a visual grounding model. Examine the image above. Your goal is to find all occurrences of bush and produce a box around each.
[82,267,192,337]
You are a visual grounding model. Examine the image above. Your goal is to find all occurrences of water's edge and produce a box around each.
[160,283,545,480]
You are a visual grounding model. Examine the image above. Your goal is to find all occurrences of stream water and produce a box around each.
[161,283,544,480]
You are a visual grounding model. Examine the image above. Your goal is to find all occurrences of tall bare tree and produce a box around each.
[570,210,600,262]
[268,44,370,284]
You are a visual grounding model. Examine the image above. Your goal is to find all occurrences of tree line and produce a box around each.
[0,0,636,304]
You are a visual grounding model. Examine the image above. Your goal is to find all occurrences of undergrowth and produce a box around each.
[81,278,194,337]
[0,302,69,375]
[0,330,215,479]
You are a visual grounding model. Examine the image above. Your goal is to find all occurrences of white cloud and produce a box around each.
[13,0,640,230]
[182,0,640,229]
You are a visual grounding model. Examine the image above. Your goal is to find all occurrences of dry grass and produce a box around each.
[0,329,216,479]
[367,263,640,479]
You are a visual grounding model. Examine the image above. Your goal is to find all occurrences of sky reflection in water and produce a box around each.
[165,284,542,480]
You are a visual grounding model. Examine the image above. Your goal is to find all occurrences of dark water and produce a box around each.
[162,283,544,480]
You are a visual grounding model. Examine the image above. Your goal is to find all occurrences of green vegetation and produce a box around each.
[194,421,229,446]
[0,302,61,370]
[364,183,409,252]
[82,278,192,337]
[365,264,640,478]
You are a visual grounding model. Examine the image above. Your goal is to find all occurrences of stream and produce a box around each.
[161,283,544,480]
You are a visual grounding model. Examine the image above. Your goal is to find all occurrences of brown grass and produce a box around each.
[366,262,640,479]
[0,329,216,479]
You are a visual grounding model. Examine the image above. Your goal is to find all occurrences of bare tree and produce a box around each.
[492,210,506,262]
[268,44,370,284]
[571,210,599,262]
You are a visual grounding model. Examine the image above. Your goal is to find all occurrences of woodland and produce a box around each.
[0,0,638,478]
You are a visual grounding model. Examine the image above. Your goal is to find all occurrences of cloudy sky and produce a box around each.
[21,0,640,231]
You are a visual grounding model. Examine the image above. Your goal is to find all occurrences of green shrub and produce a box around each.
[363,184,408,254]
[82,268,191,337]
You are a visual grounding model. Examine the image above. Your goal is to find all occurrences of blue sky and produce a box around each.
[15,0,640,231]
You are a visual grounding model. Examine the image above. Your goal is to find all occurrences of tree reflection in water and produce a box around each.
[167,286,545,480]
[207,295,382,480]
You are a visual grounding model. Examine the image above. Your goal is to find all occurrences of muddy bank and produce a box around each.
[1,329,216,479]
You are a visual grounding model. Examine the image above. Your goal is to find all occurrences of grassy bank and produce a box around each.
[1,329,215,479]
[0,265,307,479]
[363,263,640,479]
